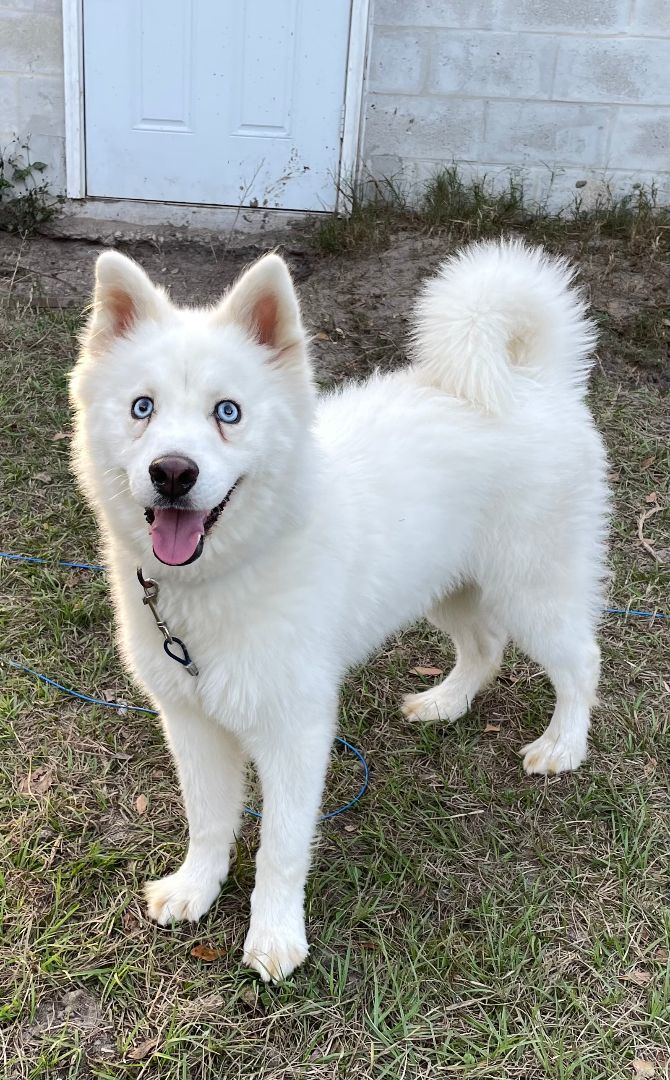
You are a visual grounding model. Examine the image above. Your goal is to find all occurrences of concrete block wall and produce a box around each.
[364,0,670,209]
[0,0,65,194]
[0,0,667,214]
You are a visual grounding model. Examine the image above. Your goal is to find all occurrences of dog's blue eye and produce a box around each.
[131,397,154,419]
[215,400,241,424]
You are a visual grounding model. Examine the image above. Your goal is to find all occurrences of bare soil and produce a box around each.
[0,223,667,391]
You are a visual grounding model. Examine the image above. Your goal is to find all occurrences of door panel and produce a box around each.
[83,0,352,210]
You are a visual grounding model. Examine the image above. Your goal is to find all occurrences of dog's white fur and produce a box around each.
[70,240,609,981]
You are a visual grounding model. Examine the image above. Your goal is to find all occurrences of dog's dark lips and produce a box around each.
[144,479,240,565]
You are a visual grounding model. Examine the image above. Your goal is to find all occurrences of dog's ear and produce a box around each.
[84,251,169,354]
[216,253,305,367]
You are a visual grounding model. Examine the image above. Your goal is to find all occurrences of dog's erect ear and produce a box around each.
[216,253,304,366]
[84,251,168,354]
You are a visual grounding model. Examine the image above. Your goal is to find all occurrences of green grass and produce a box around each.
[0,242,669,1079]
[313,168,670,258]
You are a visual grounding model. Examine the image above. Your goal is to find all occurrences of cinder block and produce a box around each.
[0,11,63,76]
[496,0,631,33]
[484,101,611,167]
[428,31,556,99]
[18,75,65,138]
[20,130,65,192]
[553,37,670,105]
[610,106,670,171]
[374,0,497,29]
[369,29,429,94]
[0,75,19,132]
[630,0,669,36]
[365,93,485,159]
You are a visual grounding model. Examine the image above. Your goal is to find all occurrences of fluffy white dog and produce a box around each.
[70,240,609,981]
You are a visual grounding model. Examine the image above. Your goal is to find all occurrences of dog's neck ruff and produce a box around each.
[136,567,199,676]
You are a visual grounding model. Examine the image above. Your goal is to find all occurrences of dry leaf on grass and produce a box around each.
[33,471,52,483]
[315,330,329,341]
[127,1037,158,1061]
[645,492,659,504]
[632,1059,656,1078]
[484,722,501,734]
[51,430,69,441]
[641,455,655,469]
[191,943,225,962]
[410,666,444,677]
[19,765,54,795]
[134,794,148,815]
[622,968,652,986]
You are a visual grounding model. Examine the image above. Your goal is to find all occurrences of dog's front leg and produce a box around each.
[145,703,246,925]
[242,716,335,982]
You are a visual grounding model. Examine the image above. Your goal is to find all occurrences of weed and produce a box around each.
[0,138,62,235]
[314,166,670,258]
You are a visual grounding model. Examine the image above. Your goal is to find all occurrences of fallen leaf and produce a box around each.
[622,968,652,986]
[191,943,225,962]
[33,471,52,483]
[641,455,655,469]
[632,1059,656,1078]
[410,666,444,677]
[135,794,148,815]
[122,910,141,934]
[344,824,356,833]
[315,330,329,341]
[19,765,53,795]
[127,1037,158,1061]
[645,492,658,504]
[484,722,501,734]
[51,431,69,441]
[654,947,669,963]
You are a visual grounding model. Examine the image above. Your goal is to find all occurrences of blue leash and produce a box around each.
[2,550,667,620]
[0,551,369,822]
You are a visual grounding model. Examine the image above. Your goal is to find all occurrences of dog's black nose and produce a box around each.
[149,455,199,500]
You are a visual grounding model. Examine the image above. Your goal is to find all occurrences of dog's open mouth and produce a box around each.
[145,481,239,566]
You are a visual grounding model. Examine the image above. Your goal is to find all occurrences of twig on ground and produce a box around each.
[637,503,663,562]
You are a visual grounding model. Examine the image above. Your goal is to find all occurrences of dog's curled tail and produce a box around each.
[411,239,597,414]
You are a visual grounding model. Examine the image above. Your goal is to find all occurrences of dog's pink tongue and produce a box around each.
[150,508,207,565]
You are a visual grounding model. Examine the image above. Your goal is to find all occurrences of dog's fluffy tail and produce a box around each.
[411,239,597,414]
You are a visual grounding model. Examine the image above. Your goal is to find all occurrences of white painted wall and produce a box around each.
[0,0,668,214]
[0,1,66,192]
[364,0,670,208]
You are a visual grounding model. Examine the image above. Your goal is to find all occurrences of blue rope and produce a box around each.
[1,546,667,817]
[2,551,667,620]
[0,551,106,572]
[0,551,369,821]
[604,607,669,619]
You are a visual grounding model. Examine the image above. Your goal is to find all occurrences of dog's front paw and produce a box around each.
[521,732,587,776]
[401,686,465,723]
[145,867,223,925]
[243,921,309,982]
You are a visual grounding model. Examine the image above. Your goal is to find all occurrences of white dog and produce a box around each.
[70,239,609,981]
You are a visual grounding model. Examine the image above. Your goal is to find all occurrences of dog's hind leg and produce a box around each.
[511,606,601,776]
[402,585,506,723]
[145,705,246,925]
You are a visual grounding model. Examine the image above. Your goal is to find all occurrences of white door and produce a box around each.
[83,0,353,211]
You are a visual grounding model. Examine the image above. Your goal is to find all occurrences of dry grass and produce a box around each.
[313,169,670,262]
[0,220,668,1079]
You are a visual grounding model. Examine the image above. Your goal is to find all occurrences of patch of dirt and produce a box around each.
[18,988,116,1074]
[0,225,667,390]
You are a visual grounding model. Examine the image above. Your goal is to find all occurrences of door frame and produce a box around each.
[62,0,371,207]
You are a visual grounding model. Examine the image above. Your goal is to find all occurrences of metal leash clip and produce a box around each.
[136,568,199,677]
